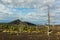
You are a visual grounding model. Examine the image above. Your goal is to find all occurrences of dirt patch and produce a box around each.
[0,32,60,40]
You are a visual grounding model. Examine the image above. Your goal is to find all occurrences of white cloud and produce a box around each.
[0,0,56,9]
[2,0,12,3]
[43,0,55,3]
[0,0,60,24]
[0,3,18,20]
[0,4,5,11]
[50,13,56,16]
[20,12,47,21]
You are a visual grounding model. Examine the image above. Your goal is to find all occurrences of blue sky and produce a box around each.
[0,0,60,25]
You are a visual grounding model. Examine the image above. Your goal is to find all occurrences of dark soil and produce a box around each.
[0,32,60,40]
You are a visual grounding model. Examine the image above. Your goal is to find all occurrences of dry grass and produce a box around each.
[0,32,60,40]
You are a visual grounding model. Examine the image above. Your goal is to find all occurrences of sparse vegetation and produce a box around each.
[0,20,60,40]
[0,24,48,34]
[0,24,60,40]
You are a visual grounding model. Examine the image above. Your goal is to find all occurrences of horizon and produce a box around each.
[0,19,60,25]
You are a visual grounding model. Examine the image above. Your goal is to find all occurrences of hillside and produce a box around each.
[9,19,36,26]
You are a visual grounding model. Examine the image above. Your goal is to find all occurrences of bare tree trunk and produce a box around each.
[47,5,50,36]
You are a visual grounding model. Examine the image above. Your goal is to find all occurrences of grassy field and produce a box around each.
[0,24,60,40]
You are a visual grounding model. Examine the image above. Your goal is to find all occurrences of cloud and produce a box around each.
[0,3,19,20]
[0,0,60,24]
[0,4,5,11]
[0,0,55,9]
[1,0,12,3]
[20,12,47,21]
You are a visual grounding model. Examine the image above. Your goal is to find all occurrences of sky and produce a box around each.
[0,0,60,25]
